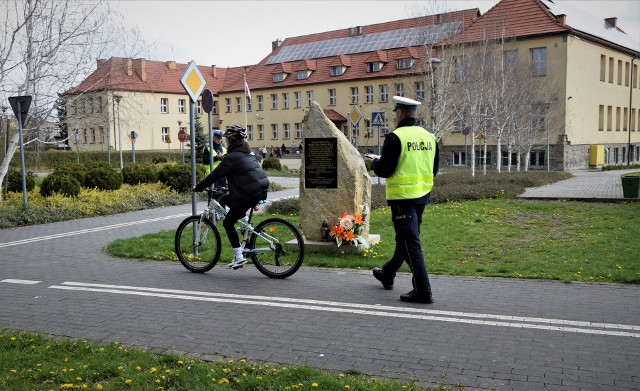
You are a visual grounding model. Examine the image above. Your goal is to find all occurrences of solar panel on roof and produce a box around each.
[267,22,461,65]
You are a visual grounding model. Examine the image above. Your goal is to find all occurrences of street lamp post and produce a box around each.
[428,58,442,134]
[113,94,123,169]
[178,120,183,164]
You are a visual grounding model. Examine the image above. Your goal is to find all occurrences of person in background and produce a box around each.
[193,125,269,269]
[365,96,439,304]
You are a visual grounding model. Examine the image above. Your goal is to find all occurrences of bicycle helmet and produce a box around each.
[225,125,247,138]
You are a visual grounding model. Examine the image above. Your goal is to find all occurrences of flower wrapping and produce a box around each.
[328,205,369,249]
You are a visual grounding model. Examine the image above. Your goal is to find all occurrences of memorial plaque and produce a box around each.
[304,137,337,189]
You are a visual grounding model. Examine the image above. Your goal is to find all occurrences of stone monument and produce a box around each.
[299,102,377,253]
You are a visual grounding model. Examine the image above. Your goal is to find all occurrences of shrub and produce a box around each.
[7,170,35,193]
[158,163,205,193]
[262,157,282,170]
[40,172,81,197]
[52,163,87,187]
[84,160,113,171]
[122,163,158,185]
[266,197,299,214]
[85,167,123,191]
[152,156,167,164]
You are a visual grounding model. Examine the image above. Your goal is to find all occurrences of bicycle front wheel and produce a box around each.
[248,218,304,279]
[174,215,221,273]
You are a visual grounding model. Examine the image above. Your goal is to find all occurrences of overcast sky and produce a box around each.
[111,0,640,68]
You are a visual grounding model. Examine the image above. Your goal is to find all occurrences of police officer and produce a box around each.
[366,96,439,304]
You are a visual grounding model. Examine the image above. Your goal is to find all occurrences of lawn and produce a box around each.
[106,198,640,284]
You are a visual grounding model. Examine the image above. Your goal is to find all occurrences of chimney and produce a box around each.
[556,14,566,25]
[272,39,282,51]
[124,58,132,76]
[356,26,362,35]
[133,58,146,81]
[97,59,106,68]
[166,61,176,70]
[604,17,617,28]
[211,65,217,78]
[348,27,354,36]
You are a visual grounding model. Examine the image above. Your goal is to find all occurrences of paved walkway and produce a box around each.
[518,169,639,201]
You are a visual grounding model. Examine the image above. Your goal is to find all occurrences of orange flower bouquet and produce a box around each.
[329,205,369,248]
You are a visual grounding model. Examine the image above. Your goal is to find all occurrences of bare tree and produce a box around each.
[0,0,146,201]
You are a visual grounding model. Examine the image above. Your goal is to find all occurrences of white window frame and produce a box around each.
[257,95,264,111]
[271,94,278,110]
[415,81,425,100]
[297,70,311,80]
[283,92,290,109]
[350,87,358,104]
[306,91,314,106]
[236,97,242,112]
[225,98,231,113]
[273,72,286,82]
[367,62,383,72]
[258,124,264,140]
[531,47,547,76]
[453,151,466,166]
[365,86,373,103]
[380,84,388,102]
[329,89,337,105]
[397,58,414,70]
[161,127,169,142]
[295,123,303,138]
[160,98,168,113]
[271,123,279,139]
[178,99,185,114]
[283,123,290,139]
[395,83,404,97]
[294,91,302,108]
[247,125,253,140]
[330,66,345,76]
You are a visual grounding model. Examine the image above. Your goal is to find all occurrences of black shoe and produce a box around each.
[400,290,433,304]
[372,267,393,290]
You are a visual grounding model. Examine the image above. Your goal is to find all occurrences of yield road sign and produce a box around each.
[8,96,32,125]
[348,106,362,125]
[180,61,206,103]
[371,112,385,127]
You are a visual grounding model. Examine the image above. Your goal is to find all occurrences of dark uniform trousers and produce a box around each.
[381,201,432,296]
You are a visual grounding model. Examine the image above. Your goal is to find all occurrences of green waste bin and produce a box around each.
[621,175,640,198]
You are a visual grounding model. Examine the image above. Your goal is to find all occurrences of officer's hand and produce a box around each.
[364,153,380,160]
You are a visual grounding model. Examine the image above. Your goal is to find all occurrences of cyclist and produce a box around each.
[193,125,270,269]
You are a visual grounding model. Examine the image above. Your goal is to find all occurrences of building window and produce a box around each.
[236,97,242,112]
[624,107,628,130]
[367,62,383,72]
[271,124,278,139]
[380,84,388,102]
[294,92,302,108]
[350,87,358,104]
[196,100,202,114]
[530,151,545,167]
[83,129,87,143]
[475,150,491,166]
[257,95,264,111]
[246,97,252,112]
[599,105,604,131]
[453,151,466,166]
[273,72,286,82]
[98,126,104,144]
[415,81,425,100]
[614,147,619,164]
[160,98,168,113]
[80,99,86,115]
[503,50,519,73]
[271,94,278,110]
[502,151,518,166]
[295,123,303,138]
[213,100,218,115]
[283,93,290,109]
[247,125,253,140]
[258,124,264,140]
[616,107,621,131]
[90,128,96,143]
[365,86,373,103]
[283,123,290,139]
[396,58,413,70]
[395,83,404,97]
[625,61,630,86]
[329,89,337,105]
[97,96,103,113]
[178,99,185,113]
[297,70,311,80]
[306,91,314,106]
[600,55,606,82]
[161,127,169,142]
[454,56,464,82]
[88,97,94,114]
[617,60,623,85]
[330,66,345,76]
[608,57,614,83]
[531,48,546,76]
[225,98,231,113]
[607,106,613,131]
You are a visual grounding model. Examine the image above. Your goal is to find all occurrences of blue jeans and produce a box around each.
[381,202,432,296]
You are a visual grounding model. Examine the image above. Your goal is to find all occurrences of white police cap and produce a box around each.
[393,96,421,111]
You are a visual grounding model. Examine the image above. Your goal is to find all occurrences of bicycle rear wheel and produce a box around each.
[174,215,221,273]
[248,218,304,278]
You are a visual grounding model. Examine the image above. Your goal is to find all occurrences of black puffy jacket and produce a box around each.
[194,140,269,207]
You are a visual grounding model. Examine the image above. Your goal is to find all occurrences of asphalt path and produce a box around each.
[1,176,639,390]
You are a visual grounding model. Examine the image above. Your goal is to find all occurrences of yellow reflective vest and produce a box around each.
[213,146,226,169]
[386,126,436,200]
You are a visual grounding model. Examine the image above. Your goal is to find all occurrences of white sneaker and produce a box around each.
[227,255,248,269]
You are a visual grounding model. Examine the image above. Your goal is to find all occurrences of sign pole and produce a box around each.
[17,99,27,208]
[208,111,213,173]
[190,100,197,216]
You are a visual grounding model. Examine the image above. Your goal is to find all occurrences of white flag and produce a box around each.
[244,80,252,102]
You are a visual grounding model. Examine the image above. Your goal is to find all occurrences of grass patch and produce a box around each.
[106,199,640,284]
[0,330,444,391]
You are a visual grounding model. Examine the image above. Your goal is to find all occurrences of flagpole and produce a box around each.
[243,72,248,130]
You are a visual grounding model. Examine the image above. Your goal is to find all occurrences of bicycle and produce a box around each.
[174,187,305,278]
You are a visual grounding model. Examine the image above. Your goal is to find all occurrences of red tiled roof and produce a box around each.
[66,57,237,96]
[324,109,347,122]
[226,9,479,94]
[453,0,568,43]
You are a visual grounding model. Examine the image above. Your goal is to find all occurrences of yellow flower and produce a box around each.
[125,379,132,384]
[312,383,318,388]
[150,367,157,373]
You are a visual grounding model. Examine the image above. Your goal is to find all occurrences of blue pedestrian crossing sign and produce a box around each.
[372,112,385,127]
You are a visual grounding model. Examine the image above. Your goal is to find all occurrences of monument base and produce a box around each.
[303,234,380,254]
